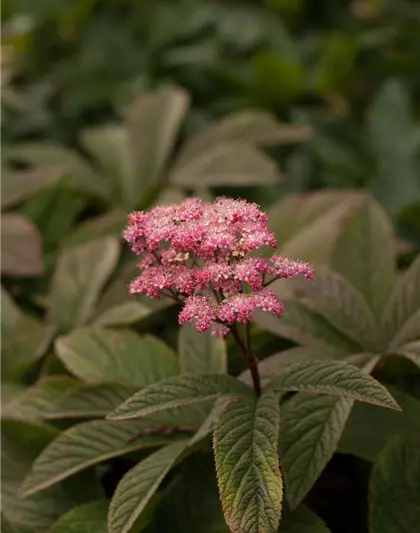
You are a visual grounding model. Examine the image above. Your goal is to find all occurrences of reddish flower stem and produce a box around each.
[230,323,261,397]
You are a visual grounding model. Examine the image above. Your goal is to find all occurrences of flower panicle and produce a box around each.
[124,197,314,335]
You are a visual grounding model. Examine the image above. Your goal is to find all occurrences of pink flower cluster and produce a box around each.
[124,197,313,336]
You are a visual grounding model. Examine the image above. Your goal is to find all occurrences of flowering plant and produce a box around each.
[108,197,400,532]
[124,197,313,395]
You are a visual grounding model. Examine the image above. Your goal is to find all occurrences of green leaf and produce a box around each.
[2,420,100,532]
[178,322,227,374]
[394,341,420,370]
[213,391,283,533]
[279,393,353,509]
[266,359,399,409]
[48,238,120,333]
[146,457,228,533]
[20,419,180,497]
[269,191,366,264]
[50,500,108,533]
[171,142,280,187]
[368,79,420,216]
[2,315,54,378]
[279,355,384,513]
[381,254,420,348]
[80,126,131,204]
[339,387,420,461]
[63,210,127,249]
[1,286,21,334]
[125,87,189,208]
[253,300,359,355]
[280,504,331,533]
[0,515,34,533]
[369,436,420,533]
[311,34,357,94]
[93,301,157,327]
[1,213,44,277]
[55,328,179,386]
[294,267,380,351]
[331,198,396,321]
[175,110,310,169]
[44,383,139,419]
[239,346,337,388]
[253,52,304,103]
[2,377,77,421]
[108,374,252,420]
[108,440,188,533]
[1,168,60,210]
[6,143,107,201]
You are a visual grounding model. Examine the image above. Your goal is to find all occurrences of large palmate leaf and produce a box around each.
[6,143,107,201]
[55,328,179,386]
[125,87,189,207]
[213,392,283,533]
[1,213,44,277]
[108,440,189,533]
[268,191,364,264]
[20,419,180,497]
[279,393,353,510]
[174,110,310,170]
[331,198,396,321]
[294,267,380,351]
[178,323,227,374]
[1,168,60,210]
[50,500,108,533]
[265,359,399,410]
[394,341,420,370]
[48,237,120,333]
[108,374,252,420]
[254,300,359,355]
[381,254,420,349]
[369,436,420,533]
[339,387,420,461]
[45,383,139,419]
[278,356,382,509]
[171,143,280,187]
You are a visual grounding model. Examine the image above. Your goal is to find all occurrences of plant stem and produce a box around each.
[230,324,261,397]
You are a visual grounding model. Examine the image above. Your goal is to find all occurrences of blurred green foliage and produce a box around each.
[1,2,420,532]
[2,0,420,239]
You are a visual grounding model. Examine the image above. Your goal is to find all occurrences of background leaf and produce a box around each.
[50,500,108,533]
[339,387,420,462]
[108,440,188,533]
[55,328,179,386]
[178,322,227,374]
[381,254,420,348]
[1,214,44,277]
[369,436,420,533]
[48,238,120,333]
[331,199,396,321]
